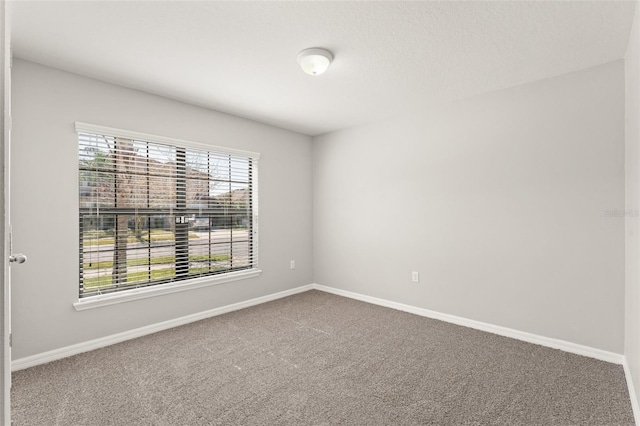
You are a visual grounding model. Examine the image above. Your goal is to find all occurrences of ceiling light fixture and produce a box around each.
[297,47,333,76]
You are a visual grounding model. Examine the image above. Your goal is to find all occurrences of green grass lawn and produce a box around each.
[83,229,199,246]
[83,254,230,270]
[83,265,226,290]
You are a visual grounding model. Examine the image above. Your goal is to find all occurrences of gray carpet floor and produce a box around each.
[11,290,635,425]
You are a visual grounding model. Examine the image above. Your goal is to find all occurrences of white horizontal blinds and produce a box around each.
[79,134,178,209]
[78,129,257,298]
[185,152,255,277]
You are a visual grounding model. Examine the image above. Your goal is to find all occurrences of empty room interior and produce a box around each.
[4,0,640,424]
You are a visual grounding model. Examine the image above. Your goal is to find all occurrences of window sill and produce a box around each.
[73,269,262,311]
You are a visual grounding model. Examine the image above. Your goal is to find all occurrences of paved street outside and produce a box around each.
[82,229,251,279]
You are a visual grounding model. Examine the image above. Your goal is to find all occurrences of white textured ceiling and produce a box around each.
[8,1,638,136]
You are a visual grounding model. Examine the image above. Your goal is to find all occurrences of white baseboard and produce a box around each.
[12,284,314,371]
[312,284,624,365]
[623,358,640,426]
[13,282,625,371]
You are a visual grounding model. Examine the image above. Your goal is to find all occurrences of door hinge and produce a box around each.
[9,333,12,348]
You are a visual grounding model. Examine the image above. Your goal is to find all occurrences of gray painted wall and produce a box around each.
[625,3,640,413]
[313,61,625,353]
[10,59,313,360]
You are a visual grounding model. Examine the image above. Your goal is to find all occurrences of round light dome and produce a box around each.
[296,48,333,75]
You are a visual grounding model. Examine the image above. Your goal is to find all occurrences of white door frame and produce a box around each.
[1,0,11,423]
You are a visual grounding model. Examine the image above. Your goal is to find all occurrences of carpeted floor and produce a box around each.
[11,290,635,425]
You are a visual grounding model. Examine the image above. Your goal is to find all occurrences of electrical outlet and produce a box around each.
[290,260,295,270]
[412,271,420,283]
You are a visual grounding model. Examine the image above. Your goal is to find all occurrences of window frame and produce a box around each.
[74,122,261,310]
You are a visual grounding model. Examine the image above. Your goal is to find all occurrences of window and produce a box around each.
[77,123,259,300]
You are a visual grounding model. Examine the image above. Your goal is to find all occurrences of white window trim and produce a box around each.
[73,268,262,311]
[75,122,261,160]
[74,122,261,310]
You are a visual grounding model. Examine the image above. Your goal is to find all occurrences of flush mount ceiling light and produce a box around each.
[297,47,333,76]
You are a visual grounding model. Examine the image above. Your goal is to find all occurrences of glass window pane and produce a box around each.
[79,130,256,297]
